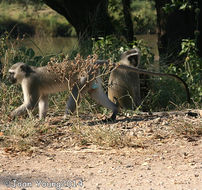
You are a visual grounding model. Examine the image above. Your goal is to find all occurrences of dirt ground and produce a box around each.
[0,110,201,190]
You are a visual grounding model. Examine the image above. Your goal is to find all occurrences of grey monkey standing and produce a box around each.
[108,48,141,109]
[108,48,190,110]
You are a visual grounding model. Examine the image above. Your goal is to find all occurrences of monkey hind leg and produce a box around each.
[88,79,118,121]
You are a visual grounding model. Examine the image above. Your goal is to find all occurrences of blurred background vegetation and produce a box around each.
[0,0,156,37]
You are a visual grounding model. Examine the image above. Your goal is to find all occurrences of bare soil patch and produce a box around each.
[0,110,201,190]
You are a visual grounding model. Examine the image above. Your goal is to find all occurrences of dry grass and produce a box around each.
[0,109,201,155]
[172,116,202,137]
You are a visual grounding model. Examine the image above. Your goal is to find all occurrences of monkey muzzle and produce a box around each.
[8,72,17,84]
[128,55,138,67]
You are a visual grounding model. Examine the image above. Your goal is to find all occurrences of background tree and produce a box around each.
[122,0,134,44]
[42,0,115,48]
[42,0,135,54]
[154,0,202,65]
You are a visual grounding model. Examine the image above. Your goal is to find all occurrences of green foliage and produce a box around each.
[163,0,193,13]
[131,0,156,11]
[134,40,154,68]
[132,1,157,34]
[167,39,201,103]
[0,1,73,38]
[161,0,201,105]
[142,39,201,110]
[92,35,128,61]
[144,78,189,111]
[0,0,43,5]
[109,0,157,35]
[92,35,154,65]
[0,33,44,68]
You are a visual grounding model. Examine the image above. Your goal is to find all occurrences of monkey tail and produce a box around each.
[164,73,191,103]
[94,61,191,103]
[118,64,191,103]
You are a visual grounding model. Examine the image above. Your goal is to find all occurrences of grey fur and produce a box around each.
[9,62,118,120]
[108,48,141,109]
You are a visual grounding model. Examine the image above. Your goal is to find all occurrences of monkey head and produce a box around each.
[8,62,34,84]
[121,48,140,67]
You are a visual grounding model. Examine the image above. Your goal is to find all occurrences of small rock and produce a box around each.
[154,117,161,123]
[162,120,168,125]
[183,152,188,156]
[187,111,198,117]
[176,173,181,176]
[142,162,148,166]
[126,165,133,168]
[160,156,165,160]
[145,158,152,161]
[199,110,202,117]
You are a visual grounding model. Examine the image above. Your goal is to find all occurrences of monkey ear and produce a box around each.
[20,64,33,73]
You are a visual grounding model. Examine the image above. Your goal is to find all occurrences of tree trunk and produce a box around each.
[122,0,134,44]
[197,0,202,57]
[43,0,115,44]
[154,0,202,65]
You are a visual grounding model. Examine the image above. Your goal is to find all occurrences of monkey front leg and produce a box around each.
[10,103,36,119]
[64,85,81,117]
[38,95,49,119]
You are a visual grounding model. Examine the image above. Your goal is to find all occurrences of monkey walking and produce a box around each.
[8,57,118,120]
[108,48,191,110]
[8,53,190,121]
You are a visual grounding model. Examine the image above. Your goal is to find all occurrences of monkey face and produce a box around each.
[128,55,138,67]
[121,48,140,68]
[8,72,17,84]
[8,62,29,84]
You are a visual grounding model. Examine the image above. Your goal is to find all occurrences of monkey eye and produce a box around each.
[9,72,15,76]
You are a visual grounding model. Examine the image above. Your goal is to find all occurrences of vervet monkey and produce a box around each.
[108,48,141,109]
[8,55,190,121]
[8,60,118,120]
[108,48,191,109]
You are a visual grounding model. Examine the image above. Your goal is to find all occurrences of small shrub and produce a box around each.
[132,2,157,34]
[167,39,201,104]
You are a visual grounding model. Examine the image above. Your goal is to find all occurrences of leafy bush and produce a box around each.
[167,39,201,104]
[92,35,154,65]
[108,0,157,35]
[132,1,157,34]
